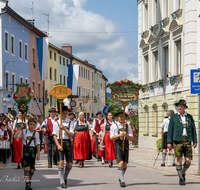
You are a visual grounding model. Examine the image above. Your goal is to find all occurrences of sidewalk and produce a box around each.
[129,146,200,177]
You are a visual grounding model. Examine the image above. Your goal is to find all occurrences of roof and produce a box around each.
[4,6,47,37]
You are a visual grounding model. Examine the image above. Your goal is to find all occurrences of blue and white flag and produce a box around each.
[105,102,113,114]
[36,37,48,80]
[68,64,79,95]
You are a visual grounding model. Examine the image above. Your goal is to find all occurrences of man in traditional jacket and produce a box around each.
[167,99,197,185]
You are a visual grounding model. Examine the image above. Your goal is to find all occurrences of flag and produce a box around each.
[68,64,79,95]
[105,102,113,114]
[102,106,107,115]
[36,37,48,80]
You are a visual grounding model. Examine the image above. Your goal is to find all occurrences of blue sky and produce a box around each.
[9,0,139,83]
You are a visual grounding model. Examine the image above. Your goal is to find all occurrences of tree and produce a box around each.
[106,97,121,117]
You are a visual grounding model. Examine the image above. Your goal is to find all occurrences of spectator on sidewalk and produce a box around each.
[160,110,175,167]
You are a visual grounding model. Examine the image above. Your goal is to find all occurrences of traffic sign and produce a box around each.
[190,69,200,94]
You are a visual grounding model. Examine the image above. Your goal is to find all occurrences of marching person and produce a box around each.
[102,112,115,168]
[167,99,197,185]
[41,108,59,168]
[73,112,93,167]
[12,111,28,169]
[98,124,105,165]
[53,106,74,188]
[160,110,175,167]
[110,111,134,188]
[92,111,105,161]
[0,123,10,164]
[14,118,40,190]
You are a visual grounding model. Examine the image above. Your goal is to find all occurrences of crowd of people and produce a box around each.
[0,106,134,189]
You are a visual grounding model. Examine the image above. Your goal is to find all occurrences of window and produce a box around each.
[145,106,149,135]
[63,58,65,66]
[19,40,22,59]
[162,0,168,19]
[84,68,85,78]
[38,83,40,98]
[163,46,169,78]
[49,67,52,80]
[54,52,56,61]
[5,72,9,90]
[25,44,28,61]
[54,69,57,81]
[20,77,23,83]
[32,48,35,64]
[11,74,15,91]
[25,78,28,84]
[92,72,94,81]
[50,95,52,106]
[143,3,148,31]
[152,0,157,26]
[81,67,83,77]
[63,75,66,85]
[60,56,62,65]
[88,70,89,80]
[144,55,149,84]
[60,74,62,83]
[153,51,158,81]
[5,31,9,52]
[175,40,181,75]
[79,66,81,76]
[49,50,52,59]
[11,35,15,55]
[66,59,68,66]
[92,90,94,99]
[86,69,87,79]
[32,81,35,93]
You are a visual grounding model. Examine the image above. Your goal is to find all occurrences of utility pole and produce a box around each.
[42,13,49,36]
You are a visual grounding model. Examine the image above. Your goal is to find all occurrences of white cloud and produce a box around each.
[8,0,138,83]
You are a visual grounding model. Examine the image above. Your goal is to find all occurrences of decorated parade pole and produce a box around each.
[49,84,72,148]
[106,79,144,152]
[13,83,32,158]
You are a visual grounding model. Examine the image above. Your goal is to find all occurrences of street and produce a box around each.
[1,149,200,190]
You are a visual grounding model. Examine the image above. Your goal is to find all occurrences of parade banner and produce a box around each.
[106,79,144,152]
[49,84,72,148]
[13,83,32,158]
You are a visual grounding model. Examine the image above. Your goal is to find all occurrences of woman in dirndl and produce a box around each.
[73,112,93,167]
[12,111,28,169]
[103,112,115,167]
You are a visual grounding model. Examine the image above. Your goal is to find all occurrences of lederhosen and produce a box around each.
[57,122,73,163]
[22,130,37,170]
[115,123,129,163]
[162,118,169,150]
[73,120,92,160]
[173,116,192,158]
[13,119,26,163]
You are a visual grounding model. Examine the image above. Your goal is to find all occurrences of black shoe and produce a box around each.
[65,179,67,186]
[17,165,21,169]
[48,166,52,168]
[161,163,165,167]
[109,164,112,168]
[179,178,185,185]
[26,183,33,190]
[60,183,67,188]
[105,160,108,164]
[182,174,186,182]
[97,157,101,161]
[172,163,176,166]
[120,182,126,187]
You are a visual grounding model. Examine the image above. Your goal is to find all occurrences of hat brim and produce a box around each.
[175,103,188,108]
[96,112,103,116]
[115,112,128,117]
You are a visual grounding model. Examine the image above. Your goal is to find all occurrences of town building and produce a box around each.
[137,0,199,151]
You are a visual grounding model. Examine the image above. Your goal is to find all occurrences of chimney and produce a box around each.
[62,44,72,54]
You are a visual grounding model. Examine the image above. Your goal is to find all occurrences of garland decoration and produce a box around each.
[170,76,175,86]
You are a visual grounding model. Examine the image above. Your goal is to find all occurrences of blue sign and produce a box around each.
[191,70,200,94]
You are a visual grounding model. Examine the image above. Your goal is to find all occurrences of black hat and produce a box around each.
[48,107,57,113]
[0,113,4,117]
[175,99,188,108]
[60,106,71,113]
[115,110,128,117]
[69,112,76,117]
[96,111,103,116]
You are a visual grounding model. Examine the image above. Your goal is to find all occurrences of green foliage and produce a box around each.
[156,138,163,152]
[106,97,121,117]
[130,115,139,145]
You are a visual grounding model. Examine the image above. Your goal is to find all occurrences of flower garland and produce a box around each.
[158,80,164,88]
[106,79,145,92]
[149,84,154,91]
[170,76,175,86]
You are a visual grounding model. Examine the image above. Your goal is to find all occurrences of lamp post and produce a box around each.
[4,60,16,78]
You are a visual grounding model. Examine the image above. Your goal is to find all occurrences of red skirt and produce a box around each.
[73,131,91,160]
[13,138,22,163]
[44,136,47,154]
[91,135,97,153]
[104,131,115,160]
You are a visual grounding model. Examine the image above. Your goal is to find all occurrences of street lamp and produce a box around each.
[4,60,16,78]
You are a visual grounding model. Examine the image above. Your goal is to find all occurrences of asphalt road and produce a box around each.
[0,149,200,190]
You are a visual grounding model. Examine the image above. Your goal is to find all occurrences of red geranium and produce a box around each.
[121,81,124,84]
[117,82,121,86]
[128,80,130,83]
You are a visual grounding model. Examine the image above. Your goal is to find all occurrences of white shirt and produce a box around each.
[52,118,74,139]
[0,128,9,139]
[42,117,58,126]
[160,117,170,133]
[13,119,28,138]
[18,129,40,147]
[178,112,187,136]
[110,121,133,140]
